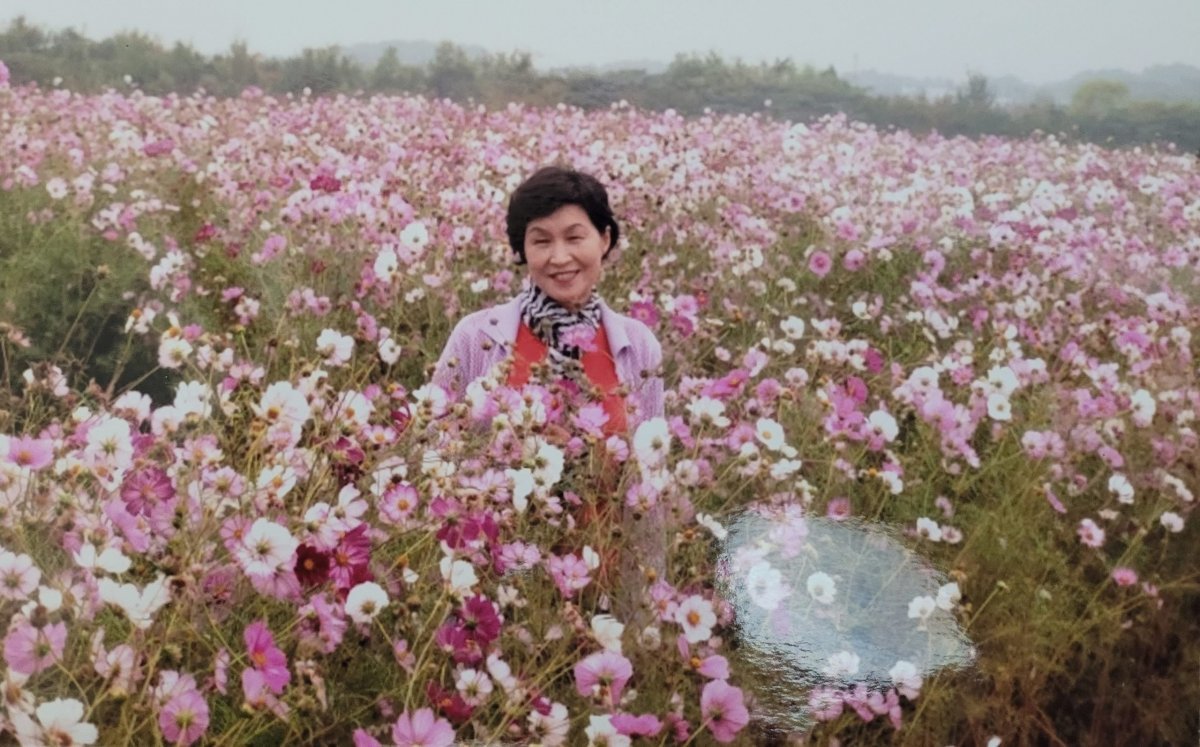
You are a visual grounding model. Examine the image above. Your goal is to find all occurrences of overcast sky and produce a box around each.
[5,0,1200,83]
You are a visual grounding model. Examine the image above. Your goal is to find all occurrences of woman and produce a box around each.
[431,165,663,426]
[431,165,666,613]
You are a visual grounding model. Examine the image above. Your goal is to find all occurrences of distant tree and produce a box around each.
[428,41,479,99]
[1071,80,1131,118]
[957,73,995,109]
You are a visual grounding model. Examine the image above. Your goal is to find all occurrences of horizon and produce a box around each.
[4,0,1200,86]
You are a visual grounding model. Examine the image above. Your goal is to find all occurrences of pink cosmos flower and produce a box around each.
[244,620,290,693]
[6,435,53,470]
[826,497,851,520]
[574,650,633,707]
[629,300,660,328]
[547,553,591,598]
[1077,518,1106,548]
[0,551,41,600]
[1112,567,1138,587]
[120,466,175,514]
[352,729,382,747]
[808,250,833,278]
[4,619,67,675]
[561,325,599,353]
[700,680,750,743]
[808,685,845,721]
[391,707,455,747]
[159,688,210,746]
[611,712,664,737]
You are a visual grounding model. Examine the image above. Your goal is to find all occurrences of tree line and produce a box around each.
[2,16,1199,154]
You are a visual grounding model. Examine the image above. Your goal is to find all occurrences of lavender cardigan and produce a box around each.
[431,295,665,424]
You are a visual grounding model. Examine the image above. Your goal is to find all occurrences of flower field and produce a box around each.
[0,64,1198,745]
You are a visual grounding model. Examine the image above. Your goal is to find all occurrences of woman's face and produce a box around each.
[524,204,610,310]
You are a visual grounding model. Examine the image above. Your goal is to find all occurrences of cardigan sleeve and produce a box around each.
[643,334,665,420]
[431,320,474,402]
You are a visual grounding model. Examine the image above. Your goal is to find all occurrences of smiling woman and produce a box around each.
[432,165,663,426]
[430,165,667,612]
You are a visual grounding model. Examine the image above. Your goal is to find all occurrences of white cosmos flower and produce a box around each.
[755,418,787,452]
[98,575,171,630]
[378,336,402,365]
[255,381,311,425]
[936,582,961,611]
[823,650,861,678]
[506,467,534,513]
[585,714,629,747]
[158,336,192,369]
[806,571,837,604]
[531,440,565,487]
[83,416,134,471]
[400,220,429,250]
[412,383,449,419]
[769,458,803,480]
[746,560,790,610]
[345,581,389,624]
[696,513,728,540]
[73,543,132,575]
[173,381,212,419]
[1108,473,1134,504]
[632,417,671,469]
[907,595,937,622]
[987,366,1019,397]
[316,328,354,367]
[867,410,899,441]
[591,614,625,653]
[236,518,299,578]
[1130,388,1156,427]
[780,315,806,340]
[441,556,478,597]
[455,668,494,707]
[686,396,730,429]
[373,246,399,283]
[486,653,519,692]
[987,393,1012,421]
[1159,511,1184,533]
[916,517,942,542]
[28,698,98,746]
[581,546,601,571]
[889,659,923,699]
[528,701,570,747]
[674,595,717,644]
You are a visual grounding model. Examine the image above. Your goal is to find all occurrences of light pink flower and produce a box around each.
[700,679,750,743]
[159,687,209,746]
[574,650,633,707]
[391,707,455,747]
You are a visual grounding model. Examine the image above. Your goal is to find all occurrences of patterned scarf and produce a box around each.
[516,282,603,381]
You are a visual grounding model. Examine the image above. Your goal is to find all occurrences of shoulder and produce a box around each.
[448,298,519,346]
[606,306,662,361]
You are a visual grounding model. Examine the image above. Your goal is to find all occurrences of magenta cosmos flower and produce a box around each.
[700,679,750,743]
[391,707,455,747]
[244,620,290,693]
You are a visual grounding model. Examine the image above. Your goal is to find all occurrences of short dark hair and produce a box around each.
[505,166,620,264]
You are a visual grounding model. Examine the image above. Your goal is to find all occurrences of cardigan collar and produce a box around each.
[480,295,632,355]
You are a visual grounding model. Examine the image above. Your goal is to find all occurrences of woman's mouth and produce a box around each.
[551,270,579,284]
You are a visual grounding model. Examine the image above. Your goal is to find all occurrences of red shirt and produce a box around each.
[506,322,629,437]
